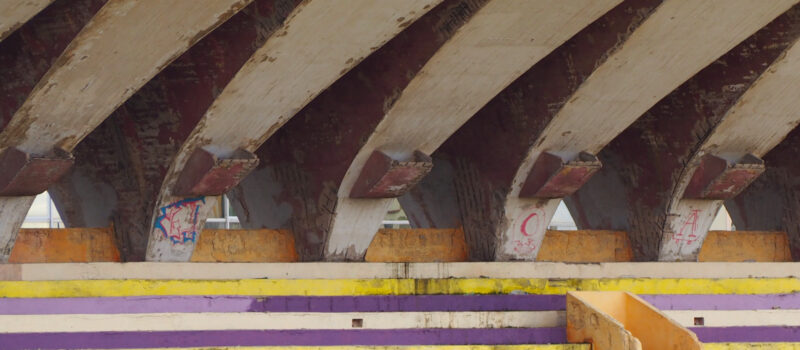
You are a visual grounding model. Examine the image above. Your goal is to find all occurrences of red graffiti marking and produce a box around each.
[674,209,701,245]
[513,208,546,256]
[513,238,537,255]
[520,209,545,237]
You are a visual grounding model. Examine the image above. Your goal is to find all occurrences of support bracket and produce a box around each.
[520,151,602,198]
[173,147,259,196]
[350,150,433,198]
[0,147,74,196]
[683,153,764,200]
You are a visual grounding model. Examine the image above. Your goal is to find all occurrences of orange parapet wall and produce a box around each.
[191,229,298,262]
[6,227,793,263]
[9,227,121,263]
[567,291,701,350]
[365,228,468,262]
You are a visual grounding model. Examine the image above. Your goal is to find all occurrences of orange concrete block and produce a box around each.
[9,227,120,263]
[364,228,468,262]
[190,229,298,262]
[698,230,791,262]
[537,230,632,262]
[567,291,701,350]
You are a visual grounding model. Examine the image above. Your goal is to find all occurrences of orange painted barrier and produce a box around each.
[567,291,701,350]
[9,227,121,263]
[537,230,633,262]
[7,226,793,263]
[190,229,298,262]
[365,228,468,262]
[699,230,791,262]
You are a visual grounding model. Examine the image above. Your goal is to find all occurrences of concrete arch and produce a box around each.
[568,5,800,261]
[322,0,622,261]
[0,0,106,261]
[146,0,441,261]
[401,0,663,261]
[405,0,797,261]
[229,0,496,260]
[48,0,302,261]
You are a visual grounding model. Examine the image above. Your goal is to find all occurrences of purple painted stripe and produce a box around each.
[691,326,800,342]
[0,295,565,314]
[0,328,566,349]
[4,293,800,315]
[642,294,800,310]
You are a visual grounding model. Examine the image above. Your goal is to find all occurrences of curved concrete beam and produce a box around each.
[401,0,662,261]
[146,0,441,261]
[49,0,303,261]
[0,0,106,262]
[728,127,800,259]
[0,0,252,262]
[0,0,54,42]
[229,0,496,260]
[322,0,622,261]
[406,0,797,261]
[569,6,800,261]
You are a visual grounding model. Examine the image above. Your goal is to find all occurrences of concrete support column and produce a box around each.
[230,0,493,260]
[0,0,106,262]
[146,0,441,261]
[321,0,621,261]
[568,5,800,260]
[401,0,662,261]
[48,0,303,261]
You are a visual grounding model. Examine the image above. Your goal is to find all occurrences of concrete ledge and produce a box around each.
[3,262,800,281]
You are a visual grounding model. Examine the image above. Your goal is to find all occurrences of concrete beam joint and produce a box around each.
[349,150,433,199]
[173,147,259,196]
[0,147,74,196]
[684,153,765,200]
[520,151,602,199]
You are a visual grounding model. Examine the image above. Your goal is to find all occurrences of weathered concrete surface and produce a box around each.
[49,0,303,261]
[402,0,662,261]
[230,0,493,260]
[568,5,800,261]
[407,0,795,262]
[0,0,106,262]
[0,0,252,262]
[727,126,800,260]
[147,0,441,261]
[0,0,54,42]
[321,0,621,261]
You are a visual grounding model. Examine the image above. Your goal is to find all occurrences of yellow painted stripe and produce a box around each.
[1,278,799,298]
[120,346,589,350]
[705,343,800,350]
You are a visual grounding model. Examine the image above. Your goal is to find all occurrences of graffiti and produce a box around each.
[154,197,205,245]
[674,209,700,245]
[513,237,538,255]
[512,208,546,255]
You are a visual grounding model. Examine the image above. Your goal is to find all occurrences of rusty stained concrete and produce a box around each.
[568,5,800,261]
[147,0,440,261]
[231,0,491,260]
[0,0,107,262]
[323,0,622,261]
[0,0,253,261]
[402,0,663,261]
[49,0,302,261]
[728,124,800,260]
